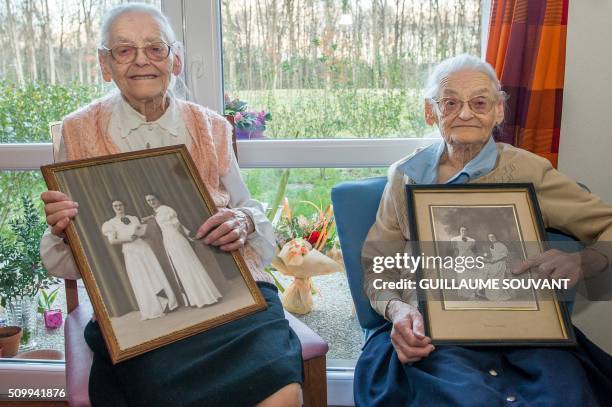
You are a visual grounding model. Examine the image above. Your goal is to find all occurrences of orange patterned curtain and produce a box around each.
[486,0,568,168]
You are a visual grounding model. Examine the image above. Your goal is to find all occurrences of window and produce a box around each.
[221,0,482,140]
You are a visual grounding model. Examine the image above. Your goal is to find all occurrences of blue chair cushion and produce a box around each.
[332,177,388,330]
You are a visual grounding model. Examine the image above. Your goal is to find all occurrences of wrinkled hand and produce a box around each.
[387,300,435,364]
[512,249,583,288]
[195,208,253,251]
[41,191,78,237]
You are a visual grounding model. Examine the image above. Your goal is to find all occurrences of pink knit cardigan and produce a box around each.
[61,95,264,274]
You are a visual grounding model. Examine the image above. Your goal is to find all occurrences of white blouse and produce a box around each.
[40,94,275,283]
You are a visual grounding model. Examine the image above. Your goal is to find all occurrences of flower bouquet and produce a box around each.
[272,200,344,314]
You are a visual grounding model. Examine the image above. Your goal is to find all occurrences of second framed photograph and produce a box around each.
[42,146,266,363]
[406,183,575,346]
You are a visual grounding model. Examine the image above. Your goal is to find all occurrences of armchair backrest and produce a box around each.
[331,177,387,330]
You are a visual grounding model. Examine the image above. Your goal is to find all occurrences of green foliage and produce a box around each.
[37,287,60,314]
[223,95,248,115]
[240,88,429,139]
[0,172,47,236]
[0,81,103,143]
[267,169,291,222]
[21,328,31,345]
[243,168,387,221]
[0,196,55,308]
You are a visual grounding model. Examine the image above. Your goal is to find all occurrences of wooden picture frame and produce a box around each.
[405,183,575,346]
[42,145,266,363]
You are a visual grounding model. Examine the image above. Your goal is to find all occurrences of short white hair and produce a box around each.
[98,3,178,48]
[424,54,503,100]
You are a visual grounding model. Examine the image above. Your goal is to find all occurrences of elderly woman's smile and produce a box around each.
[129,73,160,80]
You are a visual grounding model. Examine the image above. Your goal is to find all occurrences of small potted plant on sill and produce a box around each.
[233,110,272,140]
[38,288,62,329]
[224,94,272,140]
[223,94,247,132]
[0,196,57,349]
[0,326,23,357]
[224,94,248,117]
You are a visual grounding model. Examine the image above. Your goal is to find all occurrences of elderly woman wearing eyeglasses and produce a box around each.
[356,54,612,406]
[39,4,302,407]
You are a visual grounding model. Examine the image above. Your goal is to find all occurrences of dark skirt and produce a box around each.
[354,323,612,407]
[85,282,303,407]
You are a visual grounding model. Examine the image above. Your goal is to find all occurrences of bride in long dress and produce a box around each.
[101,200,178,320]
[144,193,222,307]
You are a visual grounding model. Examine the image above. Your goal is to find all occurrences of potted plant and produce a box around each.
[38,288,62,329]
[0,196,57,349]
[0,326,23,357]
[223,94,247,132]
[233,110,272,140]
[223,94,272,140]
[223,93,248,117]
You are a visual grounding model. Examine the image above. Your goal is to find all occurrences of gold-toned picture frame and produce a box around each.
[406,183,575,346]
[42,145,266,363]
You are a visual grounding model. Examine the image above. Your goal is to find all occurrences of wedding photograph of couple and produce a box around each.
[430,205,538,310]
[45,148,264,357]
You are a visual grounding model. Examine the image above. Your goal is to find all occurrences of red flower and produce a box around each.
[305,231,320,245]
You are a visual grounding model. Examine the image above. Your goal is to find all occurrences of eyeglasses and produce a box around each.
[102,41,172,64]
[432,96,496,117]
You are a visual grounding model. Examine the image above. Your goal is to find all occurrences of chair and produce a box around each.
[331,177,583,335]
[50,123,329,407]
[331,177,387,335]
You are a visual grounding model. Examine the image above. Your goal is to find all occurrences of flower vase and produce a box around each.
[236,128,265,140]
[6,296,37,350]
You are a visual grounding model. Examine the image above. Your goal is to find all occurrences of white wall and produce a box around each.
[559,1,612,203]
[559,0,612,353]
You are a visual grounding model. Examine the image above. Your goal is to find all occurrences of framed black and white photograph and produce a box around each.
[42,146,266,363]
[406,183,574,346]
[430,205,538,310]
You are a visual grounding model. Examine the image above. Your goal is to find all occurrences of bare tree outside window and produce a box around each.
[222,0,482,139]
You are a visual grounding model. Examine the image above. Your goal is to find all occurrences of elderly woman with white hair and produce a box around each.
[39,3,302,406]
[356,54,612,406]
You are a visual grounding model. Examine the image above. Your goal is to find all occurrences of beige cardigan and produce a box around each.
[362,142,612,318]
